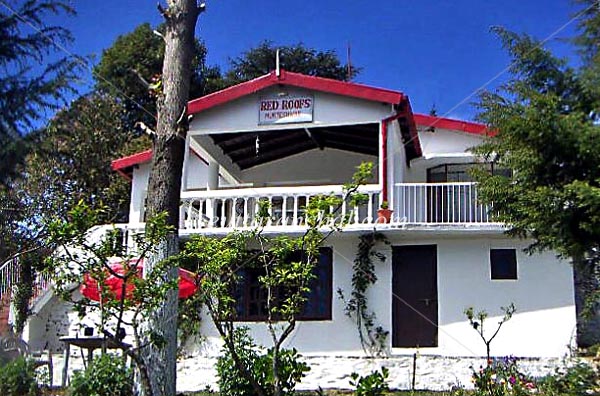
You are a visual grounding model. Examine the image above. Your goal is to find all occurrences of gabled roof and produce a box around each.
[187,69,406,114]
[413,114,491,136]
[113,72,492,177]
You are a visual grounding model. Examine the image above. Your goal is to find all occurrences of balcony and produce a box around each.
[393,182,496,225]
[176,182,501,234]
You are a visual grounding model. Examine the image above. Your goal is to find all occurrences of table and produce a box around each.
[60,336,131,387]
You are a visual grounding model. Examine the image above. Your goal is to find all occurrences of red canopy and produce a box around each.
[80,259,198,301]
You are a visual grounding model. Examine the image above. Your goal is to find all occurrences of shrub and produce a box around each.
[0,357,40,396]
[216,327,309,396]
[349,367,390,396]
[537,362,598,396]
[471,357,536,396]
[69,353,133,396]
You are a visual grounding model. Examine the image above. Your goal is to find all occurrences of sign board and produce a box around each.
[258,95,314,125]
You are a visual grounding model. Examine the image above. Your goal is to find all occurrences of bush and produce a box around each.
[537,362,598,396]
[0,357,41,396]
[216,327,309,396]
[69,353,133,396]
[349,367,390,396]
[470,357,536,396]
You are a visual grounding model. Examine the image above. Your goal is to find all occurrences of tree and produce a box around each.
[45,202,176,396]
[0,0,79,185]
[140,2,206,395]
[223,40,358,86]
[94,22,221,132]
[0,0,79,273]
[176,163,373,396]
[19,94,137,225]
[473,23,600,344]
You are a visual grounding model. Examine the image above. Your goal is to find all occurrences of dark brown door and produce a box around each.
[392,245,438,347]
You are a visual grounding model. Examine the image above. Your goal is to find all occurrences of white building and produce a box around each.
[24,70,577,390]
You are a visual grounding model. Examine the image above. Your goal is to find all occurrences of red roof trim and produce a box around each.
[413,113,491,136]
[111,149,153,171]
[187,69,404,114]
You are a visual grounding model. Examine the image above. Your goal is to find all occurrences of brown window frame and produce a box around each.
[235,247,333,321]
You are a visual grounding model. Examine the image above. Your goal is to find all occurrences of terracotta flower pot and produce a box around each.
[376,208,393,224]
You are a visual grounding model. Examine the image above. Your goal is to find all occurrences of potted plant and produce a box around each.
[376,201,393,224]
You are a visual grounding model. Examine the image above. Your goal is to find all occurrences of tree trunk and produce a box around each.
[140,2,203,395]
[573,255,600,347]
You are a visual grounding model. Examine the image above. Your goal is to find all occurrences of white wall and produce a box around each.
[29,232,575,362]
[385,235,576,357]
[130,163,150,224]
[189,234,575,359]
[240,148,377,186]
[404,128,485,183]
[129,155,226,223]
[189,87,393,135]
[418,128,483,158]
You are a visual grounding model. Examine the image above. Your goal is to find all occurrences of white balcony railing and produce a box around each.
[179,183,496,232]
[180,184,382,231]
[0,255,51,302]
[393,182,496,224]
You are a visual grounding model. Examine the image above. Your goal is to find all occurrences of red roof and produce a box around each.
[113,73,492,178]
[111,149,152,172]
[187,69,406,114]
[413,114,491,136]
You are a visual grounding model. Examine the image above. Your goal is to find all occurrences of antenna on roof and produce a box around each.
[275,49,281,78]
[346,41,352,81]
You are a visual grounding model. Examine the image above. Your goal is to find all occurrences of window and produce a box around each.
[427,163,512,183]
[490,249,517,280]
[236,247,333,321]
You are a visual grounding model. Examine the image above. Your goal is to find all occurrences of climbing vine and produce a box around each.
[338,232,389,356]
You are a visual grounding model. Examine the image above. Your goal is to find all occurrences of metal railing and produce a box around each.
[393,182,496,224]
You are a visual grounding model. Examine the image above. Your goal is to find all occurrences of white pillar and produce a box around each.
[207,161,219,190]
[182,135,190,191]
[206,162,219,225]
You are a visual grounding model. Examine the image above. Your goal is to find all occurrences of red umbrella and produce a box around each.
[80,259,198,301]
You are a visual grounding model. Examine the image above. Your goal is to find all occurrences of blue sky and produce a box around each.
[40,1,586,121]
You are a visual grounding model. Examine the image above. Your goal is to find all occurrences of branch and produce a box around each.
[135,121,156,137]
[157,2,168,19]
[176,106,187,126]
[130,69,150,89]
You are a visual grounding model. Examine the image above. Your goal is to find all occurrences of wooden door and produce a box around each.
[392,245,438,347]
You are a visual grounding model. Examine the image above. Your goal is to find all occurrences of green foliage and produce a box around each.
[349,367,390,396]
[470,357,536,396]
[0,357,41,396]
[19,93,134,224]
[339,232,389,356]
[0,0,79,268]
[474,25,600,263]
[0,0,79,183]
[464,304,516,361]
[176,162,374,396]
[223,40,359,86]
[537,362,598,396]
[216,327,309,396]
[93,22,220,130]
[68,353,134,396]
[46,202,176,396]
[474,18,600,344]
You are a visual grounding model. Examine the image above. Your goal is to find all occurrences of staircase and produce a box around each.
[0,256,51,335]
[0,224,139,335]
